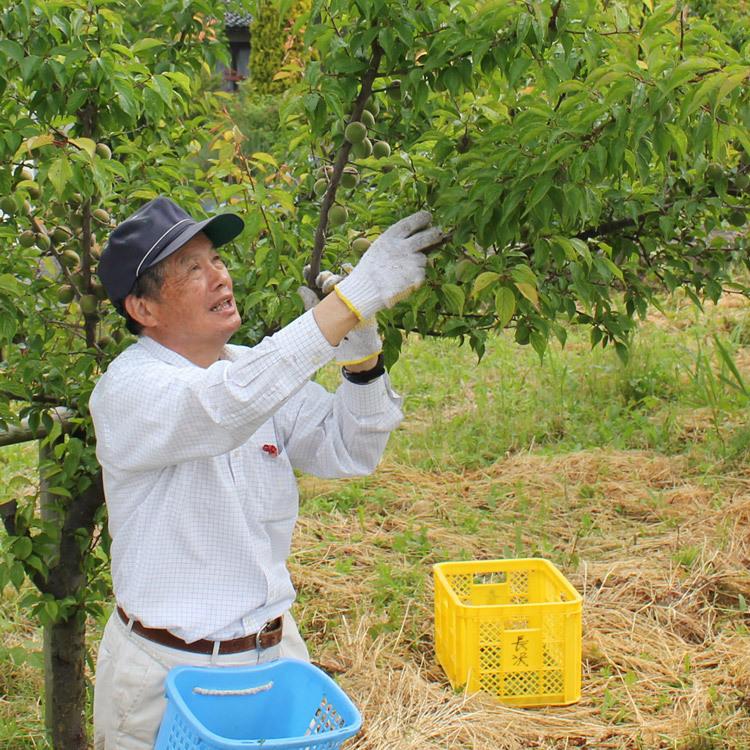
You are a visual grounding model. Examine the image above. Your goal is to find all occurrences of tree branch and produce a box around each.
[548,0,563,33]
[576,216,639,241]
[306,39,384,289]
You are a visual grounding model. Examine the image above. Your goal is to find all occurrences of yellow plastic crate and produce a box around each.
[433,558,582,707]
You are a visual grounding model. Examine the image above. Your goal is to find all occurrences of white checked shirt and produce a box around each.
[89,310,403,642]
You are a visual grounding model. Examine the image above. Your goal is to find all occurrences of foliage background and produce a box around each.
[0,0,749,746]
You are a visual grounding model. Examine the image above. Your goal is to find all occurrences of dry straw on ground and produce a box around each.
[293,448,750,749]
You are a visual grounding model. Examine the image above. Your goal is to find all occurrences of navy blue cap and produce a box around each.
[98,196,244,309]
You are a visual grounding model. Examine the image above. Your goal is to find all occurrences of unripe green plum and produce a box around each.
[361,110,376,128]
[19,230,36,248]
[97,335,114,348]
[372,140,391,159]
[328,205,348,226]
[79,294,98,315]
[96,143,112,159]
[57,285,75,304]
[313,178,328,197]
[705,163,724,182]
[92,208,111,225]
[344,121,367,144]
[61,249,80,269]
[341,168,359,189]
[52,226,72,244]
[36,232,51,251]
[728,209,746,227]
[515,322,530,345]
[351,237,371,253]
[352,138,373,159]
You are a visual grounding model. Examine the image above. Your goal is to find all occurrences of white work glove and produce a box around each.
[333,210,444,320]
[298,265,382,367]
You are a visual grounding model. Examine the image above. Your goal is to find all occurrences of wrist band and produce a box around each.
[342,353,385,384]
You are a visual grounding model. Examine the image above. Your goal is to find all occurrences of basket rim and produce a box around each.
[433,557,582,607]
[162,658,362,748]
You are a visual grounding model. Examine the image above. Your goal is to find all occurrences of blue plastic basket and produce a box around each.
[154,659,362,750]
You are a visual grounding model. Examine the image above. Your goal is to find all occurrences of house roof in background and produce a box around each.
[224,9,252,27]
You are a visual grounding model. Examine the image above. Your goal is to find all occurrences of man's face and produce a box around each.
[137,233,242,362]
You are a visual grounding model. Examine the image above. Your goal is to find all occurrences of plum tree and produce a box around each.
[243,0,750,362]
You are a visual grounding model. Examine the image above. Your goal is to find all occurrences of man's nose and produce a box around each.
[208,263,230,287]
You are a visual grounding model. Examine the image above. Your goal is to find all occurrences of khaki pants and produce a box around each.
[93,609,309,750]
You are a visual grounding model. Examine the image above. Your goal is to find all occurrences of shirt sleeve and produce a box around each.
[90,311,336,472]
[273,373,404,478]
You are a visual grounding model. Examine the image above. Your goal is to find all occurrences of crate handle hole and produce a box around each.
[474,571,507,585]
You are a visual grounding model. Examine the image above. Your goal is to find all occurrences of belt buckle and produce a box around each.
[256,617,278,650]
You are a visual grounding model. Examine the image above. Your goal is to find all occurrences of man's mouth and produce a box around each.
[210,298,233,312]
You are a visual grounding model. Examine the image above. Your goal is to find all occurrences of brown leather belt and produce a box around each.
[116,606,283,655]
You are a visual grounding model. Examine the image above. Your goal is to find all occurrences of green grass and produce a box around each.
[383,300,750,471]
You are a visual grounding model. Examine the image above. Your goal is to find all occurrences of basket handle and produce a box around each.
[193,681,274,696]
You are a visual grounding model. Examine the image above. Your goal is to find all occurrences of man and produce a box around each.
[89,196,441,749]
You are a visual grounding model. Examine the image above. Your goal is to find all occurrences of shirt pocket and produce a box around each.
[241,424,299,524]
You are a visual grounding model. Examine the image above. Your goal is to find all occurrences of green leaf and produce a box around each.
[510,265,537,288]
[47,156,73,196]
[472,271,500,297]
[0,274,22,296]
[25,134,54,151]
[25,555,46,576]
[599,257,624,281]
[522,174,553,216]
[47,486,73,498]
[10,562,25,590]
[494,287,516,327]
[514,282,539,307]
[530,331,546,360]
[69,137,96,157]
[11,537,33,560]
[615,341,629,364]
[441,283,465,315]
[113,79,137,118]
[162,71,192,94]
[251,152,278,167]
[0,40,23,64]
[714,67,749,111]
[133,38,163,54]
[19,55,41,84]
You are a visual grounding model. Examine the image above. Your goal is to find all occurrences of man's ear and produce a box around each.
[123,294,158,330]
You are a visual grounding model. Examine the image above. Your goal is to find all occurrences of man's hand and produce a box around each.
[298,267,382,367]
[333,211,444,320]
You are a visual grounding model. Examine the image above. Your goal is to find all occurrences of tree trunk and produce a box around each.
[43,610,88,750]
[40,441,105,750]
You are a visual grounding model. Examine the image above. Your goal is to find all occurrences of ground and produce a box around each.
[2,291,750,748]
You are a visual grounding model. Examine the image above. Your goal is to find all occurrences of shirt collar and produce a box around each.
[136,335,234,368]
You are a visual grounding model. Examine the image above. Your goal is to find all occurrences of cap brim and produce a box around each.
[147,212,245,269]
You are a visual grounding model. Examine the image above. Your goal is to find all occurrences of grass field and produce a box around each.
[3,292,750,748]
